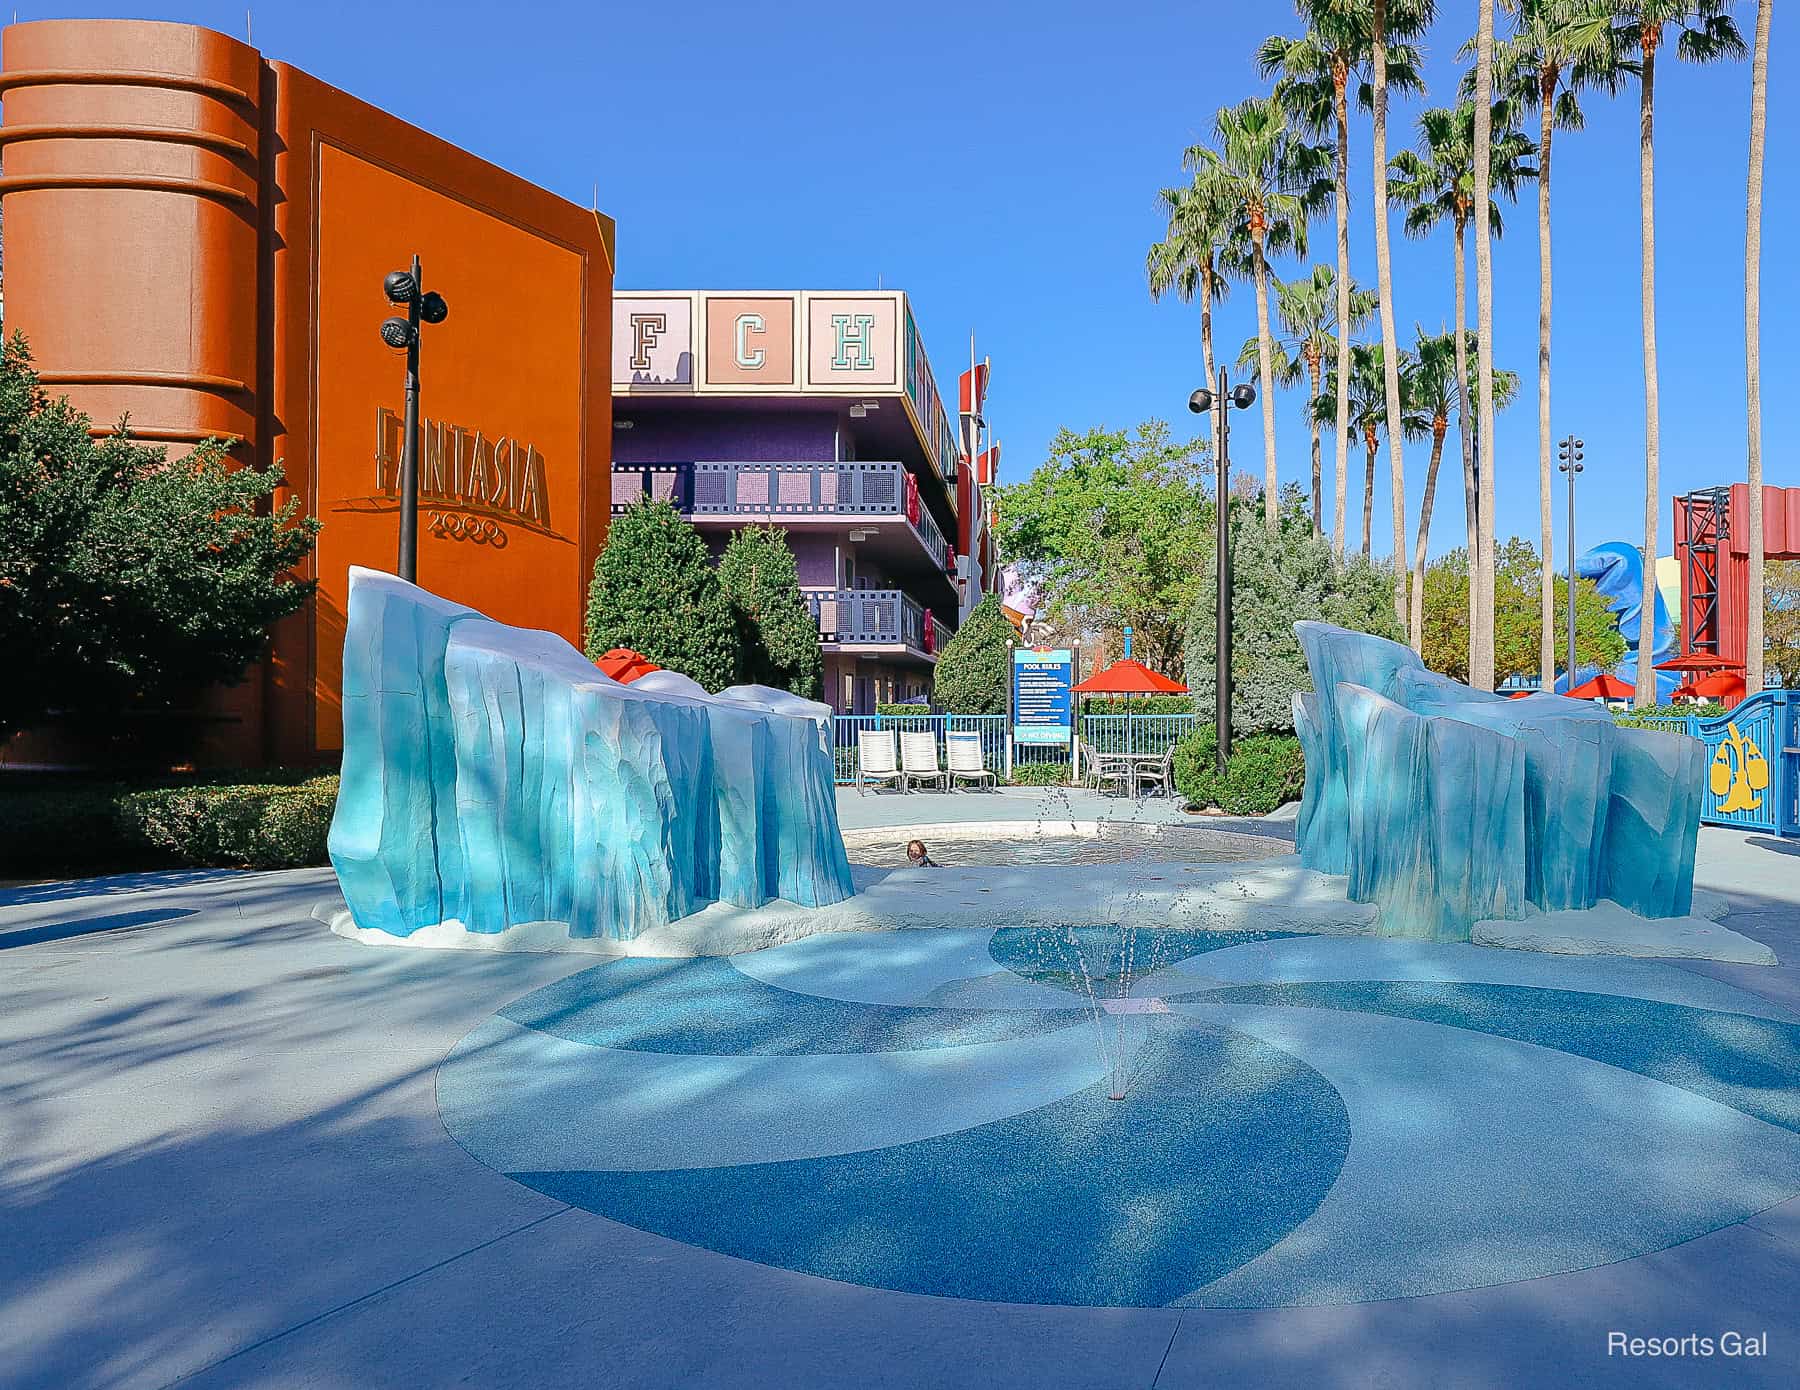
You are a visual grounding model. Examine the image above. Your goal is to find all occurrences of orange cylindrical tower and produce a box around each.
[0,19,263,450]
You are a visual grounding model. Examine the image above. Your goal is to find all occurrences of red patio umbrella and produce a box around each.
[1676,670,1746,705]
[1655,652,1742,674]
[1566,672,1636,702]
[1071,658,1188,695]
[594,648,661,683]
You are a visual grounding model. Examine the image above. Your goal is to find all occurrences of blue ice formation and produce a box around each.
[328,568,854,947]
[1293,621,1703,942]
[1553,542,1680,702]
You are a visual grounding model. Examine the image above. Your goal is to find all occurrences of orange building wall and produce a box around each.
[0,19,614,767]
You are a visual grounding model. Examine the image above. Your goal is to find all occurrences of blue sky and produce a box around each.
[20,0,1793,560]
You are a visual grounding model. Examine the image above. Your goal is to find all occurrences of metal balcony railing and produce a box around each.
[805,588,937,655]
[611,460,953,571]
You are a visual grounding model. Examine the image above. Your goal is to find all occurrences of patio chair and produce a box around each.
[1091,753,1133,797]
[899,731,948,792]
[1134,744,1176,798]
[856,729,903,794]
[945,731,996,790]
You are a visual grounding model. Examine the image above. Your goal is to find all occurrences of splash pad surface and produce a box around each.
[437,926,1800,1308]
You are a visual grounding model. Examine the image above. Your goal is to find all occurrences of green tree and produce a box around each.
[1260,1,1426,561]
[1486,0,1611,689]
[717,525,821,700]
[1237,264,1377,534]
[1408,328,1519,653]
[992,420,1210,677]
[1185,492,1404,735]
[931,593,1014,715]
[0,334,317,743]
[584,499,738,691]
[1186,95,1331,528]
[1147,176,1244,396]
[1314,342,1425,559]
[1389,98,1535,662]
[1763,560,1800,689]
[1419,540,1624,682]
[1562,0,1747,705]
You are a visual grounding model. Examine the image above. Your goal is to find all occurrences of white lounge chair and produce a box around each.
[945,731,996,790]
[856,729,903,794]
[899,731,947,792]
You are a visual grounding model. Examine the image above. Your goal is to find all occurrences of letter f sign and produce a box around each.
[630,313,667,371]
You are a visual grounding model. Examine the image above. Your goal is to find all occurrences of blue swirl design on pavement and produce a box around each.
[437,928,1800,1308]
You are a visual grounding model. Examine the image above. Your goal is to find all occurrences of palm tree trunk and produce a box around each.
[1200,263,1217,393]
[1309,353,1324,535]
[1363,433,1378,558]
[1454,217,1478,674]
[1634,37,1659,709]
[1413,418,1449,652]
[1252,232,1280,528]
[1371,0,1410,636]
[1472,0,1498,692]
[1537,86,1557,690]
[1332,65,1353,563]
[1745,0,1771,696]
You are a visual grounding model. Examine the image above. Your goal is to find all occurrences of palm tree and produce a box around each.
[1390,101,1534,657]
[1485,1,1609,690]
[1564,1,1747,706]
[1237,265,1378,534]
[1147,178,1242,398]
[1410,329,1520,651]
[1317,343,1423,558]
[1186,98,1330,529]
[1261,2,1426,563]
[1469,0,1501,691]
[1745,0,1772,697]
[1370,0,1437,631]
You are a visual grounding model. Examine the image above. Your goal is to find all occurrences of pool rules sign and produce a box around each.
[1013,648,1074,745]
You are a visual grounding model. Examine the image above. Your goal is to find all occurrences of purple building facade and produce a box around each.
[611,291,987,714]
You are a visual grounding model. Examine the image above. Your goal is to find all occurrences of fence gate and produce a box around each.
[1685,690,1794,836]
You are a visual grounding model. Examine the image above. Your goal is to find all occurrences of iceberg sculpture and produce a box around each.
[1293,621,1703,942]
[328,568,854,947]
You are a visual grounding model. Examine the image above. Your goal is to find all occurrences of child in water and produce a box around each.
[905,839,938,868]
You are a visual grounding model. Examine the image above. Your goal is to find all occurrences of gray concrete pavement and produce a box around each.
[2,803,1797,1389]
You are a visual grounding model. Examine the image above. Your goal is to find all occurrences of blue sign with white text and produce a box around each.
[1013,648,1074,745]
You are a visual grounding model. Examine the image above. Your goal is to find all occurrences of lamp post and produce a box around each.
[379,255,449,583]
[1558,434,1584,689]
[1189,369,1257,774]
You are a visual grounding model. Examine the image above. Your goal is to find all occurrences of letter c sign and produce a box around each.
[734,313,766,369]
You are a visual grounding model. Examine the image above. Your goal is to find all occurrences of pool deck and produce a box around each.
[3,793,1799,1389]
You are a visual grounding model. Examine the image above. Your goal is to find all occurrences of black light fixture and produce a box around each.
[1558,434,1585,688]
[1189,368,1257,774]
[379,255,449,583]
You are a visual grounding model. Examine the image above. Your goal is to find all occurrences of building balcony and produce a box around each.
[611,460,956,580]
[805,588,940,661]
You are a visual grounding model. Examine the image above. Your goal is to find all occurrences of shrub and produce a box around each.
[1185,498,1402,736]
[1611,701,1726,729]
[0,772,339,875]
[717,525,822,699]
[1009,759,1070,786]
[584,499,738,691]
[932,594,1014,715]
[1172,725,1305,815]
[1080,695,1194,715]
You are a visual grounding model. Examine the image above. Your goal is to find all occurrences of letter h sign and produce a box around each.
[830,313,877,371]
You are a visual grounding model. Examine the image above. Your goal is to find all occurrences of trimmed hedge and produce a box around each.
[1172,726,1305,816]
[1,773,339,876]
[1079,695,1195,715]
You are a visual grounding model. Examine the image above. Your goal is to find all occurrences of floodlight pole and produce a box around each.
[1559,435,1584,690]
[397,254,424,583]
[1214,372,1232,775]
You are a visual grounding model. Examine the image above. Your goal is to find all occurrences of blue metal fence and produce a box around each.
[830,714,1006,784]
[1078,714,1197,758]
[828,712,1202,784]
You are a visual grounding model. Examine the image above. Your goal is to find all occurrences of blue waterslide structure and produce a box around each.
[1552,542,1681,703]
